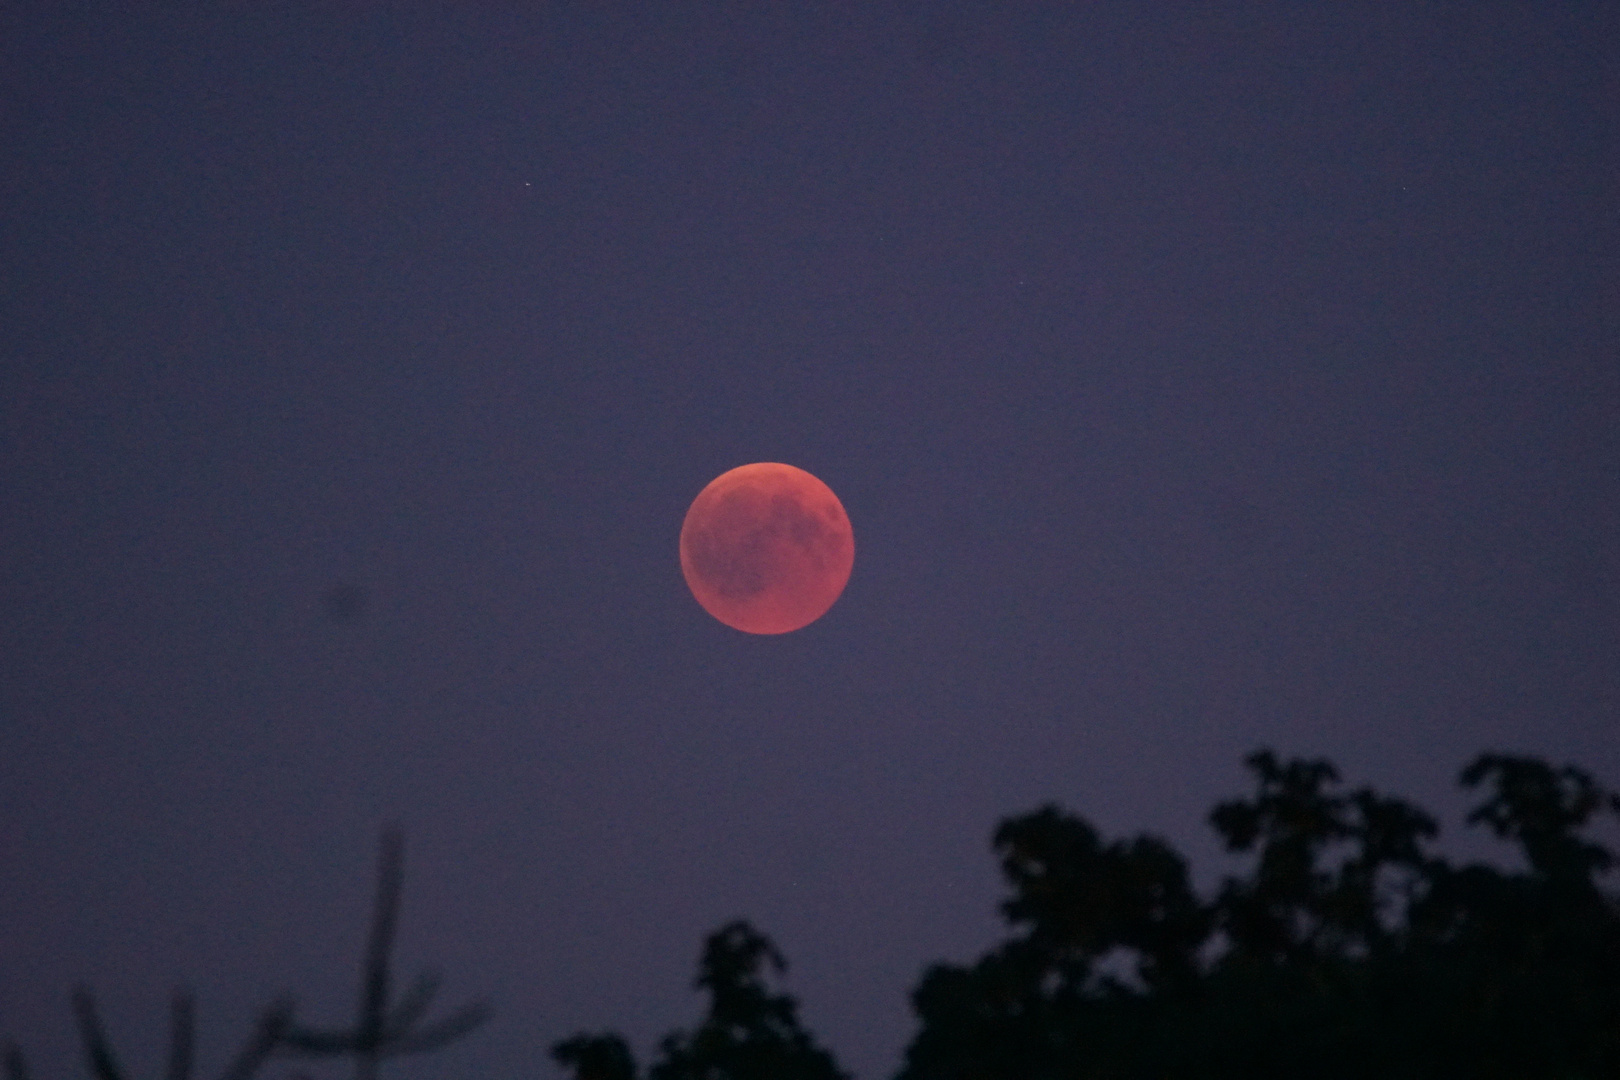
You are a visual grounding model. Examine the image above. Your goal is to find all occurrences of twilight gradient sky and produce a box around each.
[2,6,1616,1080]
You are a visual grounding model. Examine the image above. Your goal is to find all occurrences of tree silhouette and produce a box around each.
[552,920,847,1080]
[1459,754,1620,893]
[548,750,1620,1078]
[61,990,292,1080]
[896,749,1620,1079]
[552,1036,636,1080]
[2,829,486,1080]
[1208,750,1439,969]
[278,828,491,1080]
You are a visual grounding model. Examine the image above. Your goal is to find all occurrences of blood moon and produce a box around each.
[679,463,854,634]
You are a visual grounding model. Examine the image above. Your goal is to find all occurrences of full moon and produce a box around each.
[679,462,855,635]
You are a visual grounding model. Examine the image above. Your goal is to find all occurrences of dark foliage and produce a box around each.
[552,920,847,1080]
[552,1036,636,1080]
[899,750,1620,1080]
[553,750,1620,1079]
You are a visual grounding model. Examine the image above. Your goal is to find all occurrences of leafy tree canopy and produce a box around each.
[901,751,1620,1079]
[556,751,1620,1080]
[553,921,846,1080]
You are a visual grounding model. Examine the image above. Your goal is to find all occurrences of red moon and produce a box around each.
[679,463,854,635]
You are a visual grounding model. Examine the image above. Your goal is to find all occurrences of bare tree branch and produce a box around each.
[280,828,489,1080]
[382,974,440,1036]
[71,988,125,1080]
[215,997,293,1080]
[166,990,194,1080]
[4,1042,31,1080]
[386,1003,494,1056]
[358,827,404,1059]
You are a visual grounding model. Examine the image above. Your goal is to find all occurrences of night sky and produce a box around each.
[3,6,1616,1080]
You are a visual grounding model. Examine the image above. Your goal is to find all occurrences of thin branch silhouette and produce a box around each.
[3,827,483,1080]
[165,992,192,1080]
[280,827,491,1080]
[68,987,292,1080]
[4,1042,30,1080]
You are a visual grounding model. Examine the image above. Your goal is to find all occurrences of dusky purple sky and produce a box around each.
[2,6,1616,1080]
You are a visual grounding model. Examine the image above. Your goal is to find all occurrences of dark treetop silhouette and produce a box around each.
[553,921,847,1080]
[8,755,1618,1080]
[3,829,488,1080]
[555,750,1620,1080]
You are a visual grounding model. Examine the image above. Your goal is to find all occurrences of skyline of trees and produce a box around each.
[557,749,1620,1080]
[8,749,1618,1079]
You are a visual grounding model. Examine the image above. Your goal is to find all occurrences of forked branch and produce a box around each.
[279,828,491,1080]
[7,827,483,1080]
[68,987,292,1080]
